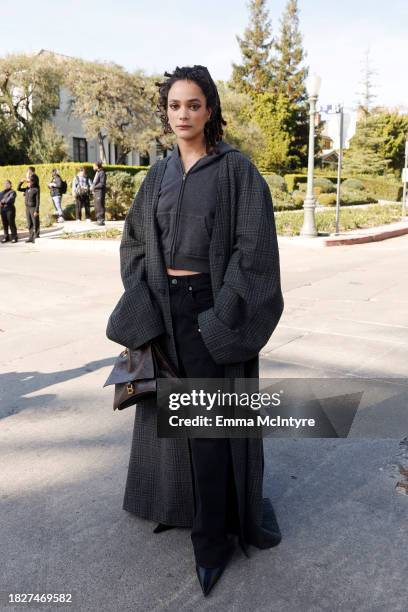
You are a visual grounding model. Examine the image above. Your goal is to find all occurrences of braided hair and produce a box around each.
[155,65,227,153]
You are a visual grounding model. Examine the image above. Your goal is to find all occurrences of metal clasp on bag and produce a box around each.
[127,382,134,395]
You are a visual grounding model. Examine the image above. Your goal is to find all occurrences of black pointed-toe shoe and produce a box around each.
[196,545,235,597]
[152,523,176,534]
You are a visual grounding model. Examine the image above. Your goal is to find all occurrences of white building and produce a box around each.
[38,50,165,166]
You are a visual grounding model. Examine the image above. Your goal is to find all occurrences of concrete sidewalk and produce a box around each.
[0,235,407,611]
[10,213,408,248]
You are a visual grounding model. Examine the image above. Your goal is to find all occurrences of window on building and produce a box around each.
[73,137,88,162]
[139,151,150,166]
[156,142,165,160]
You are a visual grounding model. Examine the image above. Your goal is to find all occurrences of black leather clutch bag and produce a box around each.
[103,342,181,411]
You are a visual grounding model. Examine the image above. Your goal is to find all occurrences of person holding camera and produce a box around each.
[17,173,40,243]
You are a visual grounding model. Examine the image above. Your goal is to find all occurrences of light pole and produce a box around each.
[300,73,322,237]
[402,137,408,218]
[334,104,344,235]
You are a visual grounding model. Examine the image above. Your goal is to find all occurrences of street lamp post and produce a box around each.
[402,137,408,218]
[300,73,322,237]
[334,104,344,235]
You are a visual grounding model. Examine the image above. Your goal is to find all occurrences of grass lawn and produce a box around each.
[275,204,403,236]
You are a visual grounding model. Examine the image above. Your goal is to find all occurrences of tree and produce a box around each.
[249,91,293,173]
[356,48,377,122]
[216,80,266,160]
[64,59,158,163]
[27,120,68,163]
[271,0,309,168]
[272,0,308,104]
[0,114,23,164]
[0,53,62,163]
[231,0,274,95]
[230,0,309,171]
[343,113,392,176]
[373,111,408,173]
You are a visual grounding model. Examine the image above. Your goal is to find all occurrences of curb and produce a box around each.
[323,222,408,246]
[277,220,408,247]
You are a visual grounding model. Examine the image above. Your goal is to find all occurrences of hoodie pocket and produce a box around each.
[177,213,212,258]
[156,211,177,253]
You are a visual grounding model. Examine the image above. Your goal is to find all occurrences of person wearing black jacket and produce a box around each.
[27,166,40,191]
[26,166,40,237]
[18,176,40,243]
[48,169,65,223]
[106,65,284,597]
[0,180,18,243]
[91,161,107,225]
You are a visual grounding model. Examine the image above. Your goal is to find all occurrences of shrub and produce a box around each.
[318,193,337,206]
[105,172,140,220]
[132,170,148,193]
[262,174,287,193]
[341,178,365,191]
[340,189,376,205]
[296,184,328,197]
[270,188,303,211]
[291,190,305,207]
[314,177,336,193]
[350,177,402,201]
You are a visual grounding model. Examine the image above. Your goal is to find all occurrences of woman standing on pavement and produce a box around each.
[106,65,284,597]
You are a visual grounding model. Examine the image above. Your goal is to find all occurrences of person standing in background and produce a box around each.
[17,175,40,243]
[0,180,18,243]
[91,161,107,226]
[26,166,40,238]
[72,167,92,222]
[48,169,65,223]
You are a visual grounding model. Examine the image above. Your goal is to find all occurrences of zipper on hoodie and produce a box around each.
[169,154,205,268]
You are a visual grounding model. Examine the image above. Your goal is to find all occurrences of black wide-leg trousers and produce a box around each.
[168,272,239,568]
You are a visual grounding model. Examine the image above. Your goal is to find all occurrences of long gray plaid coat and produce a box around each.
[106,145,284,556]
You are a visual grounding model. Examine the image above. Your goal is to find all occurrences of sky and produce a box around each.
[0,0,407,111]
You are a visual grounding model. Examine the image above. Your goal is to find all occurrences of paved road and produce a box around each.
[1,235,407,611]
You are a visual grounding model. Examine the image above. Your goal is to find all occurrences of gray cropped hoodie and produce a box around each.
[156,140,238,273]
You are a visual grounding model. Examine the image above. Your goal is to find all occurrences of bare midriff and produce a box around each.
[166,268,202,276]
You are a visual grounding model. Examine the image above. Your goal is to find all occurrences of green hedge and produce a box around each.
[0,162,149,229]
[283,173,402,201]
[351,177,402,201]
[283,174,310,192]
[283,173,338,192]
